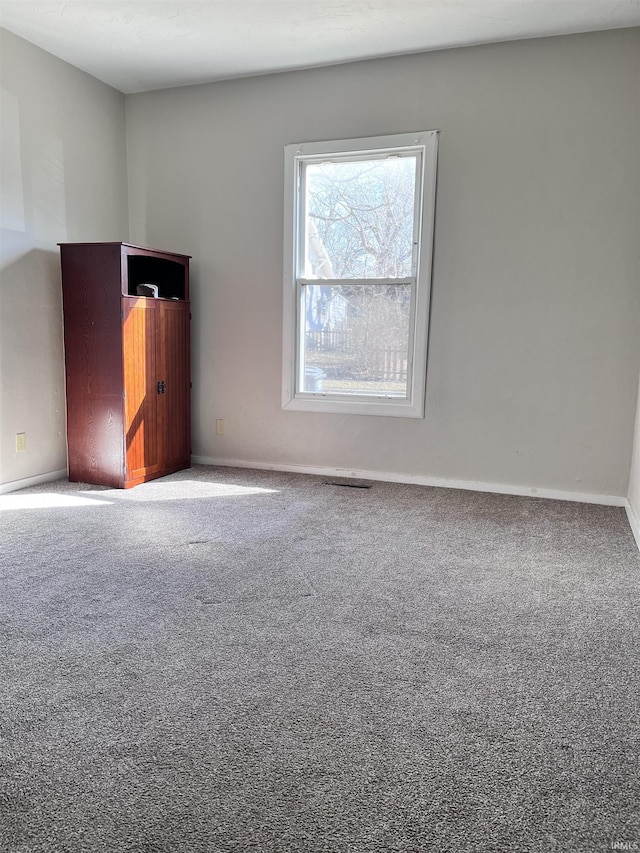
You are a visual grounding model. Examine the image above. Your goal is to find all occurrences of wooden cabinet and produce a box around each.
[59,242,191,488]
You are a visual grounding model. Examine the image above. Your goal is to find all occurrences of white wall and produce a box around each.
[0,29,129,490]
[628,378,640,541]
[126,29,640,499]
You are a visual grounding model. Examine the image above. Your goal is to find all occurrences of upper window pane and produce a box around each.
[303,156,417,280]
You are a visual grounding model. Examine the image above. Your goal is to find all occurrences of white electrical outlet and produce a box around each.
[16,432,26,452]
[216,419,225,435]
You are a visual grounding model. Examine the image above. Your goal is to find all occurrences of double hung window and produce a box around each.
[282,131,438,417]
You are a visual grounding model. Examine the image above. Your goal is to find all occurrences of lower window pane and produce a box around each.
[300,284,411,397]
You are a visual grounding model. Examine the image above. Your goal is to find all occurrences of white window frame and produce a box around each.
[282,130,438,418]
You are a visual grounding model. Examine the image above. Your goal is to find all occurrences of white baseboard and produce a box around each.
[0,468,67,495]
[626,500,640,553]
[191,455,627,507]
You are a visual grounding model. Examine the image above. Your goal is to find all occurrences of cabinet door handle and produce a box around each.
[157,381,166,394]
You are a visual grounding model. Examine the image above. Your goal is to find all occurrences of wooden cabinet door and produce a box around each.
[122,297,161,482]
[156,301,190,471]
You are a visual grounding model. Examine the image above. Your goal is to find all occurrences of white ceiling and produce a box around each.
[1,0,639,94]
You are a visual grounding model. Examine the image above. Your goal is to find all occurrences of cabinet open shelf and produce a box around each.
[127,254,186,300]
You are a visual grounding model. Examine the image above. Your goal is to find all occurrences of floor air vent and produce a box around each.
[325,480,372,489]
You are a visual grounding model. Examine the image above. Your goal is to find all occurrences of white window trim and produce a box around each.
[282,130,438,418]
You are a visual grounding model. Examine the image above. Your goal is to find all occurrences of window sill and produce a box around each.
[282,394,425,418]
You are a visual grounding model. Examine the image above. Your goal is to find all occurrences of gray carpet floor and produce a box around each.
[1,465,639,853]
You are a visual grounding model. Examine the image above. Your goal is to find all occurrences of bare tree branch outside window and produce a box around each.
[305,157,416,280]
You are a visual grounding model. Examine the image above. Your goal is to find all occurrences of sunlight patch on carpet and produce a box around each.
[0,493,113,510]
[83,480,280,502]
